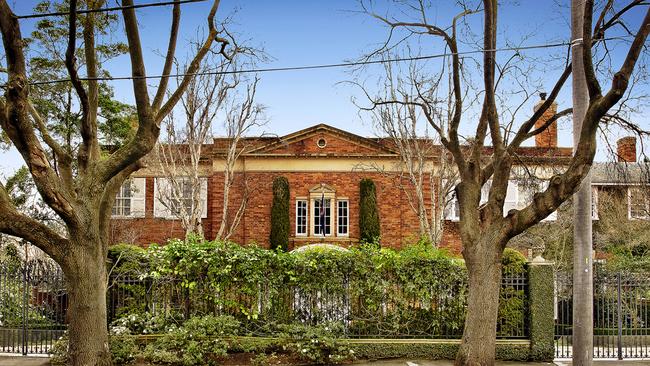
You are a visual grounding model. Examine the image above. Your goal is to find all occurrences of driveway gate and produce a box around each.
[0,259,67,355]
[555,270,650,359]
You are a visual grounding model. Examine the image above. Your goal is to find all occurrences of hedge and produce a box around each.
[270,176,290,251]
[359,178,380,244]
[108,239,530,340]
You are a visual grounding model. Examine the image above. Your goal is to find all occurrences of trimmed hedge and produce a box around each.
[270,176,290,251]
[528,261,555,361]
[359,178,380,244]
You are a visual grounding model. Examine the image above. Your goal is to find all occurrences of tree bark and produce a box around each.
[455,239,503,366]
[63,238,111,366]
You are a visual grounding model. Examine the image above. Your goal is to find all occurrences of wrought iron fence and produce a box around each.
[555,269,650,359]
[0,258,529,356]
[0,260,67,355]
[106,267,529,339]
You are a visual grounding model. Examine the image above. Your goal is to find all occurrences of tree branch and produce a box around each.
[152,0,181,111]
[0,1,78,228]
[0,181,68,261]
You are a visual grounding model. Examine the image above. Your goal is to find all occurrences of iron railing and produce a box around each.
[555,269,650,359]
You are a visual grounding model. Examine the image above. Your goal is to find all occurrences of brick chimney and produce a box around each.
[533,92,558,148]
[617,136,637,162]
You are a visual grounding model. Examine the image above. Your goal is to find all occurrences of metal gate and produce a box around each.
[555,269,650,359]
[0,259,67,355]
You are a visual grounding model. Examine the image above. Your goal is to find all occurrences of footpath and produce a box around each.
[2,356,650,365]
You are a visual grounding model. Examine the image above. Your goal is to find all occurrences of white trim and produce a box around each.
[628,187,650,220]
[336,199,349,237]
[295,199,308,236]
[311,197,334,237]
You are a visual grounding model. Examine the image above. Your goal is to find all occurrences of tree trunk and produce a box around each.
[63,242,111,366]
[456,242,503,366]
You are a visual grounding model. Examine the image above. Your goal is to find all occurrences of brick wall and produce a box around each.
[110,169,467,253]
[617,136,637,163]
[533,100,558,148]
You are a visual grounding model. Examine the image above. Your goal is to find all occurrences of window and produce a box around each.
[592,186,599,220]
[170,179,194,216]
[313,198,332,236]
[296,200,308,235]
[629,187,650,219]
[337,200,349,236]
[111,178,146,218]
[113,182,132,216]
[517,180,556,221]
[154,177,208,219]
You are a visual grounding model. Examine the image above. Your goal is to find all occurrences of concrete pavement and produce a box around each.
[2,356,650,365]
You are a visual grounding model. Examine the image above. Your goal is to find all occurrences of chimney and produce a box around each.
[533,92,558,148]
[617,136,637,162]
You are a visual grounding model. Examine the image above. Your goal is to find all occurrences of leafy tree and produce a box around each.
[270,176,290,251]
[358,0,650,364]
[359,178,380,244]
[0,0,229,364]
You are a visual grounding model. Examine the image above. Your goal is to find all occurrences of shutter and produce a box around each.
[130,178,146,218]
[480,181,491,205]
[442,179,459,221]
[200,177,208,219]
[540,181,557,221]
[154,178,172,218]
[503,180,518,216]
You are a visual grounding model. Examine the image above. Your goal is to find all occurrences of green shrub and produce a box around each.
[108,243,148,275]
[497,248,527,337]
[50,332,139,366]
[143,315,240,365]
[270,176,290,251]
[277,322,355,364]
[359,178,380,245]
[502,248,527,273]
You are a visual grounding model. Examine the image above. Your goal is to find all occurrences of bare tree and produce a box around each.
[361,60,457,245]
[216,77,266,240]
[155,46,265,239]
[357,1,650,364]
[0,0,229,364]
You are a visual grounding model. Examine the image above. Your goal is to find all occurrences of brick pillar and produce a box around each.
[533,98,558,148]
[617,136,637,162]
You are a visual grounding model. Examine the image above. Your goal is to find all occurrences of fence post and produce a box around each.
[527,256,555,361]
[21,263,28,356]
[617,271,623,360]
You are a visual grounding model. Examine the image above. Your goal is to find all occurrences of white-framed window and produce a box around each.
[296,199,308,236]
[337,200,349,236]
[313,198,332,236]
[628,187,650,220]
[113,182,132,216]
[112,178,146,218]
[154,177,208,219]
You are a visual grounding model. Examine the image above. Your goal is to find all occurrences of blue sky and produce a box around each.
[1,0,648,174]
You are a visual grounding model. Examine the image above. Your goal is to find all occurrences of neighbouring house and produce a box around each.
[114,97,647,253]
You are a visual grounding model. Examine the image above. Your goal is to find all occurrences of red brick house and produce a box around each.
[111,100,587,253]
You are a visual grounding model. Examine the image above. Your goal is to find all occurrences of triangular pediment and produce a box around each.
[309,183,336,194]
[246,124,397,156]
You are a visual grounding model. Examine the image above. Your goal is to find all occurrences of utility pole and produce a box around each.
[571,0,593,364]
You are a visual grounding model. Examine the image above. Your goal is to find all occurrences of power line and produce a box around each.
[24,40,575,86]
[1,36,631,88]
[16,0,207,20]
